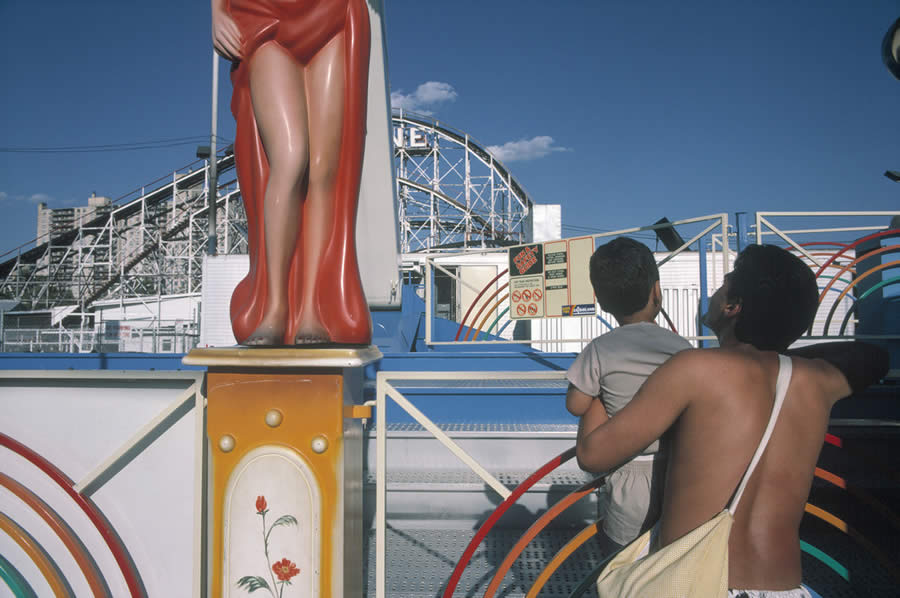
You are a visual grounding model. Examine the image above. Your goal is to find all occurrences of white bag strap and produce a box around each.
[728,354,792,515]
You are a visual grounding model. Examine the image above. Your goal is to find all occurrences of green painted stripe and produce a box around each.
[0,552,39,598]
[801,540,849,582]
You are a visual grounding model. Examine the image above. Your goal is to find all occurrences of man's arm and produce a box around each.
[785,342,889,395]
[576,398,610,470]
[576,350,698,473]
[566,383,596,417]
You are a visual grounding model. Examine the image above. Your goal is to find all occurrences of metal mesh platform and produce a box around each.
[388,379,569,389]
[366,469,593,491]
[364,525,895,598]
[365,527,604,598]
[380,422,578,435]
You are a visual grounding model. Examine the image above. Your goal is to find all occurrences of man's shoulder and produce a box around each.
[658,346,757,380]
[784,353,854,404]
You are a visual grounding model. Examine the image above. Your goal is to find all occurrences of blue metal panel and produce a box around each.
[0,352,202,371]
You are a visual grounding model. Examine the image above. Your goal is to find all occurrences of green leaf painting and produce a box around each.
[237,496,301,598]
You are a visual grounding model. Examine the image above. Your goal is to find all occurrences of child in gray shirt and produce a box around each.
[566,238,691,553]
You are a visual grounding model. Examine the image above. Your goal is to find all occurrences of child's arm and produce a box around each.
[566,383,596,417]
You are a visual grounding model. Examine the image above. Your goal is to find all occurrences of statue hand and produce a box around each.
[212,5,243,61]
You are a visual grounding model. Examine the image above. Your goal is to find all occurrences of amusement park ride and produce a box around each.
[0,6,898,598]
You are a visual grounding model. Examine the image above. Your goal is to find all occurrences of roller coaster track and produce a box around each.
[0,112,534,311]
[0,153,241,310]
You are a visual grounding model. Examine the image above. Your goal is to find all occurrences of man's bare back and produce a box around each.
[578,245,889,594]
[577,344,853,590]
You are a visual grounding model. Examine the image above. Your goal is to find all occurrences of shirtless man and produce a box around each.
[577,244,889,596]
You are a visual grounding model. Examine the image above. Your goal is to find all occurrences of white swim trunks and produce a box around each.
[727,587,812,598]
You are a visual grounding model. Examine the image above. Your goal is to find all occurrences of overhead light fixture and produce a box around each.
[653,217,687,252]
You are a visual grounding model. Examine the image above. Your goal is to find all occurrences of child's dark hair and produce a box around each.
[728,244,818,352]
[589,237,659,318]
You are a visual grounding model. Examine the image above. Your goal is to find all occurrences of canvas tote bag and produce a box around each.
[595,355,793,598]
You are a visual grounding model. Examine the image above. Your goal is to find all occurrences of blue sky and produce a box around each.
[1,1,898,256]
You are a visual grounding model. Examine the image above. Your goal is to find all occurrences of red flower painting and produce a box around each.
[236,497,300,597]
[272,558,300,582]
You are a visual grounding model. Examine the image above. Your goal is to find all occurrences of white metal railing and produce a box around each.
[755,211,899,267]
[374,369,568,598]
[0,369,206,596]
[1,325,199,353]
[422,213,730,348]
[755,211,900,340]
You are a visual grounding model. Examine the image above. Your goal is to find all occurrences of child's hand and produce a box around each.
[566,384,595,417]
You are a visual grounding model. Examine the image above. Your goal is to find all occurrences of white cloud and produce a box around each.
[24,193,52,204]
[391,81,457,115]
[486,136,571,163]
[0,192,7,201]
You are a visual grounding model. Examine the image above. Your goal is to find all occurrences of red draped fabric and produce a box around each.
[227,0,372,345]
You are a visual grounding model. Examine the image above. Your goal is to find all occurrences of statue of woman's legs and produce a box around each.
[292,33,345,343]
[244,41,310,345]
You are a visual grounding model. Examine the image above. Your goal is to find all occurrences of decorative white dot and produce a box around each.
[265,409,283,428]
[218,434,235,453]
[311,435,328,454]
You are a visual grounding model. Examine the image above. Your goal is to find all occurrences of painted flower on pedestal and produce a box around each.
[237,497,299,596]
[273,558,300,582]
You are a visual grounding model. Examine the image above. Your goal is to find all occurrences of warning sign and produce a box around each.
[508,236,596,320]
[508,274,544,319]
[509,244,543,277]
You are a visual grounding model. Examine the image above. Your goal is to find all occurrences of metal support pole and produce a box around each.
[735,211,750,253]
[698,238,711,348]
[207,50,220,256]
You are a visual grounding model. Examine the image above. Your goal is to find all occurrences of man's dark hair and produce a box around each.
[728,244,818,351]
[589,237,659,318]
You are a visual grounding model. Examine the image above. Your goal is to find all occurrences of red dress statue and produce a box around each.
[213,0,373,345]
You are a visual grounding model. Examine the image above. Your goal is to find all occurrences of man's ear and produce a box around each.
[724,299,742,318]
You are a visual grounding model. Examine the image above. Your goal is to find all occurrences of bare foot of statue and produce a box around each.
[293,311,332,345]
[244,311,288,346]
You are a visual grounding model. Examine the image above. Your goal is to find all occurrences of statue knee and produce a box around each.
[268,147,309,193]
[307,153,339,195]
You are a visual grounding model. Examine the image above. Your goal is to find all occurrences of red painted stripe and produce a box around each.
[0,472,110,597]
[0,433,145,597]
[442,447,576,598]
[813,229,899,278]
[455,269,509,341]
[825,433,842,448]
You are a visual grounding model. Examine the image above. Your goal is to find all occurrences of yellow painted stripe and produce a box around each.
[805,503,848,532]
[526,521,598,598]
[0,512,72,597]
